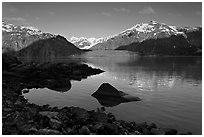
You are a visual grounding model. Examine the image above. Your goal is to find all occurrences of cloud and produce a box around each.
[139,6,156,15]
[3,17,28,24]
[114,7,130,12]
[101,12,112,17]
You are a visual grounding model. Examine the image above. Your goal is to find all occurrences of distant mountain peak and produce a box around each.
[70,36,106,49]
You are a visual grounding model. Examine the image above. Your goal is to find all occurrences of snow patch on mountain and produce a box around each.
[2,21,55,53]
[70,36,107,49]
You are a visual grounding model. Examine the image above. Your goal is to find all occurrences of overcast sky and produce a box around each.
[2,2,202,39]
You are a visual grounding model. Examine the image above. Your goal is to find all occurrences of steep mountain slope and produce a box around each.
[2,21,54,53]
[18,35,83,59]
[116,35,197,56]
[90,21,186,50]
[177,27,202,49]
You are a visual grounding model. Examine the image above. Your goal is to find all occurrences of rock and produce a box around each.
[135,122,147,132]
[71,107,89,121]
[73,70,81,75]
[92,83,141,107]
[142,128,151,135]
[132,130,141,135]
[39,111,58,119]
[5,111,30,127]
[38,128,61,135]
[147,122,157,130]
[92,112,108,123]
[3,108,13,112]
[25,106,39,119]
[87,124,96,133]
[65,127,72,134]
[103,123,119,135]
[150,128,165,135]
[78,126,90,135]
[14,99,22,105]
[100,107,106,112]
[18,123,34,134]
[41,104,51,111]
[163,128,178,135]
[49,118,62,130]
[92,83,127,97]
[45,79,72,92]
[22,89,29,94]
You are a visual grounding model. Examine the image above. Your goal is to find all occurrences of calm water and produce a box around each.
[23,51,202,134]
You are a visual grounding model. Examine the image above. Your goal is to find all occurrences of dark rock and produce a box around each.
[71,107,89,121]
[39,111,58,119]
[100,107,106,112]
[49,118,62,130]
[163,128,178,135]
[135,122,148,133]
[65,127,72,134]
[92,112,108,123]
[87,124,97,133]
[22,89,29,94]
[150,128,165,135]
[37,128,62,135]
[147,122,157,130]
[103,123,119,135]
[45,79,72,92]
[73,70,81,75]
[25,106,39,118]
[78,126,90,135]
[92,83,141,107]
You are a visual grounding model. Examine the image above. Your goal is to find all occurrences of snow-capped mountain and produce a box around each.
[70,36,107,49]
[2,21,54,53]
[90,20,187,50]
[70,21,191,50]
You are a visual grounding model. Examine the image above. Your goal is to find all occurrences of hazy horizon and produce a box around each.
[2,2,202,39]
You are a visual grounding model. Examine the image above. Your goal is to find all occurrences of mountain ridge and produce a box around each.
[70,21,201,51]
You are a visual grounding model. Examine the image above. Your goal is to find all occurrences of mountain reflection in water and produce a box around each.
[83,51,201,92]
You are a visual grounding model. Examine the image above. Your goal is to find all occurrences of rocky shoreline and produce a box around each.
[2,55,192,135]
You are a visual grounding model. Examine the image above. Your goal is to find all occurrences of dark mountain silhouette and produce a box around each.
[18,35,83,62]
[116,35,198,56]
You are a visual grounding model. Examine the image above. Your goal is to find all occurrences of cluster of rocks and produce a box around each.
[2,84,192,135]
[3,54,104,93]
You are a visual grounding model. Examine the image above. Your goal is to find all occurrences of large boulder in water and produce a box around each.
[92,83,141,107]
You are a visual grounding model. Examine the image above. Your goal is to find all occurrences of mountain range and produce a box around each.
[2,20,202,57]
[70,21,201,51]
